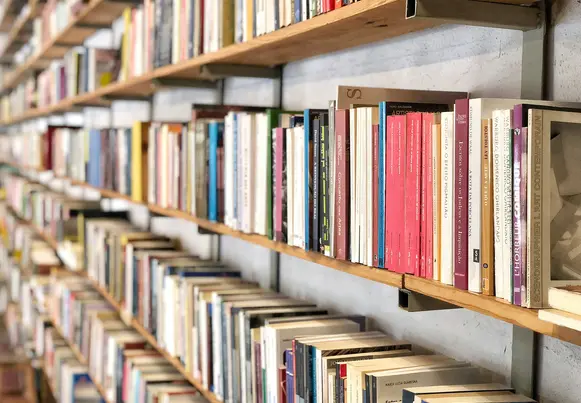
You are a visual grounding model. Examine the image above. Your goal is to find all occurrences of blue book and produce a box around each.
[88,129,101,186]
[285,349,294,403]
[294,0,301,23]
[208,121,224,221]
[125,128,132,196]
[378,102,386,268]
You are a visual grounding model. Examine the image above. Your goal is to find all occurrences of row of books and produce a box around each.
[10,188,535,403]
[12,86,575,308]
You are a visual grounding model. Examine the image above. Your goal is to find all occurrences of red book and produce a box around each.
[274,127,285,242]
[279,366,287,403]
[454,99,469,290]
[335,0,343,8]
[385,116,394,271]
[372,124,379,267]
[325,0,335,12]
[43,126,56,170]
[393,114,406,273]
[404,113,421,275]
[334,109,350,260]
[422,113,435,279]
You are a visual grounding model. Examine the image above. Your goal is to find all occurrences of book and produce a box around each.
[481,119,494,296]
[402,383,514,403]
[334,109,350,260]
[454,99,469,290]
[440,112,455,285]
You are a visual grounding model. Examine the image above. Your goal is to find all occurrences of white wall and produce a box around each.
[83,1,581,401]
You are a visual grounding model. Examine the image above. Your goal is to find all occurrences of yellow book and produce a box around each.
[245,0,253,41]
[121,7,132,81]
[131,121,151,202]
[221,0,234,48]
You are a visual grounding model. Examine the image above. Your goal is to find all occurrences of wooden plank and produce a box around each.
[404,276,581,346]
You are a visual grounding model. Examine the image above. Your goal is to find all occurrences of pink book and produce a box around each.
[372,124,380,267]
[454,99,469,290]
[385,116,394,270]
[274,127,285,242]
[405,113,422,275]
[394,114,407,273]
[422,113,435,279]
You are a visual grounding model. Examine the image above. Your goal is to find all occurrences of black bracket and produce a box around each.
[398,289,460,312]
[152,77,218,89]
[201,64,282,79]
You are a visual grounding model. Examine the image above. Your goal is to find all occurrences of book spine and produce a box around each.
[422,113,434,279]
[372,124,379,267]
[386,116,395,271]
[313,118,321,252]
[440,112,454,285]
[481,118,495,296]
[468,100,483,293]
[513,126,523,306]
[395,115,406,273]
[328,100,336,258]
[454,99,469,290]
[304,111,312,250]
[502,109,514,303]
[209,122,218,221]
[519,127,528,307]
[334,0,342,8]
[321,126,331,256]
[405,112,421,275]
[378,103,386,268]
[334,110,349,260]
[527,110,543,308]
[432,121,441,281]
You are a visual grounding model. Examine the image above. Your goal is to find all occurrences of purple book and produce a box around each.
[454,99,469,290]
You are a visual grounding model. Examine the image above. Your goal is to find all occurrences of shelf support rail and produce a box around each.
[511,326,537,398]
[397,289,460,312]
[406,0,541,31]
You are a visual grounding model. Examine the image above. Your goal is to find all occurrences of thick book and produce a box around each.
[334,109,350,260]
[481,118,495,296]
[402,383,514,403]
[453,99,469,290]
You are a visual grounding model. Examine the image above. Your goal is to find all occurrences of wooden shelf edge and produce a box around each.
[8,163,581,348]
[50,320,112,403]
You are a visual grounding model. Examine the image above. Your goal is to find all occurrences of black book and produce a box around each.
[312,116,321,253]
[321,124,330,256]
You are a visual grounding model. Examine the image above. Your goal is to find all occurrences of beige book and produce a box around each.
[335,86,467,110]
[404,383,513,403]
[423,393,535,402]
[347,355,453,403]
[371,364,483,403]
[547,286,581,315]
[416,391,514,403]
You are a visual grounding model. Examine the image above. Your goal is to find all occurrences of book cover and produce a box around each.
[378,102,386,268]
[334,109,349,260]
[275,127,288,242]
[481,119,495,296]
[454,99,469,290]
[422,113,435,279]
[131,122,151,203]
[405,112,423,275]
[386,115,397,271]
[440,112,455,285]
[432,119,442,281]
[372,124,379,267]
[312,116,321,252]
[321,125,331,256]
[209,121,225,222]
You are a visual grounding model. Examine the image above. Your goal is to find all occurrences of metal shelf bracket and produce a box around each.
[151,77,218,90]
[398,289,460,312]
[201,64,282,79]
[406,0,541,31]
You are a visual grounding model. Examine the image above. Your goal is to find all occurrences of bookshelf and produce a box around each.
[51,320,112,403]
[10,167,581,349]
[0,0,541,124]
[0,0,43,62]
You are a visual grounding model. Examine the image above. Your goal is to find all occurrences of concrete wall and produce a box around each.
[62,0,581,401]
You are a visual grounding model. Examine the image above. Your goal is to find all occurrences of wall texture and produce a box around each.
[26,0,581,401]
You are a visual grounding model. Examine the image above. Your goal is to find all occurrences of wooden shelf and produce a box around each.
[50,321,111,403]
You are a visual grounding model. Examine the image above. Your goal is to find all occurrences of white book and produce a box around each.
[501,109,514,303]
[211,295,223,399]
[295,126,305,248]
[254,114,268,235]
[350,109,358,262]
[203,0,211,53]
[214,0,221,50]
[241,114,254,233]
[366,108,373,266]
[287,127,294,246]
[440,112,455,285]
[492,110,505,299]
[136,8,143,74]
[224,114,234,227]
[358,108,365,264]
[301,0,307,21]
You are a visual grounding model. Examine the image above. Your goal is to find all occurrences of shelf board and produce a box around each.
[51,321,111,403]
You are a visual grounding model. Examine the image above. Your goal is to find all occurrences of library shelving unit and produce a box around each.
[0,0,560,400]
[0,0,542,123]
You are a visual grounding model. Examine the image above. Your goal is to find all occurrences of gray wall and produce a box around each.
[32,0,581,401]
